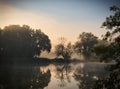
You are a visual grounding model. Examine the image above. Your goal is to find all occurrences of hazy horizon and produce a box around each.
[0,0,120,46]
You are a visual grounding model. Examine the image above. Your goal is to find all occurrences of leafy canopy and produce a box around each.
[74,32,98,55]
[0,25,51,58]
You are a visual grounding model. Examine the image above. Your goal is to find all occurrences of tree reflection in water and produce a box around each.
[30,67,51,89]
[0,66,51,89]
[73,63,106,89]
[54,63,72,87]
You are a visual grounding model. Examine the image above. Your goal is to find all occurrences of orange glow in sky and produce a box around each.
[0,0,119,46]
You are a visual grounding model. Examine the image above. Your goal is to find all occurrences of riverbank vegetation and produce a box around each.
[0,5,119,89]
[0,7,119,64]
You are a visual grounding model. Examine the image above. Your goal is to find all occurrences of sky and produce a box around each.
[0,0,120,46]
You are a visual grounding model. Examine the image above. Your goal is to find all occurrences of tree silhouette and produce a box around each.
[94,6,120,89]
[94,6,120,61]
[55,42,73,60]
[74,32,98,57]
[94,40,116,62]
[0,25,51,59]
[32,29,51,57]
[102,6,120,58]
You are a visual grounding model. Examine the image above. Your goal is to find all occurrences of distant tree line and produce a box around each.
[54,32,99,60]
[0,24,100,61]
[54,6,120,89]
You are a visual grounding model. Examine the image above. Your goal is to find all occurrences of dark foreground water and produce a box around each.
[0,62,108,89]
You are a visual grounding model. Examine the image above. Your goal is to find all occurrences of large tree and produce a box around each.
[0,25,51,58]
[94,6,120,61]
[102,6,120,58]
[94,6,120,89]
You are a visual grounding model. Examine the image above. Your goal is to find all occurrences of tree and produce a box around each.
[0,25,51,59]
[94,40,116,62]
[32,29,51,57]
[74,32,98,56]
[63,43,73,59]
[94,6,120,61]
[55,43,65,58]
[94,6,120,89]
[55,42,73,60]
[102,6,120,58]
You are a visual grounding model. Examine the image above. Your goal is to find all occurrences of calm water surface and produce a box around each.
[0,62,108,89]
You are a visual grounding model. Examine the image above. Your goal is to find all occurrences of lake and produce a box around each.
[0,62,108,89]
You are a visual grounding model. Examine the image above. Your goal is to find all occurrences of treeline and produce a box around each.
[54,32,99,60]
[93,6,120,89]
[0,5,119,89]
[0,6,120,64]
[0,24,100,60]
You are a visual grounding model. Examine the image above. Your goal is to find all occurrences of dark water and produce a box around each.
[0,62,108,89]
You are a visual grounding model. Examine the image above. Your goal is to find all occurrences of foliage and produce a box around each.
[94,41,117,62]
[55,42,73,60]
[94,6,120,61]
[102,5,120,59]
[74,32,98,56]
[0,25,51,58]
[93,6,120,89]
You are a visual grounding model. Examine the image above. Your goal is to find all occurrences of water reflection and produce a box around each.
[0,66,51,89]
[30,67,51,89]
[0,63,107,89]
[54,63,72,87]
[73,63,106,89]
